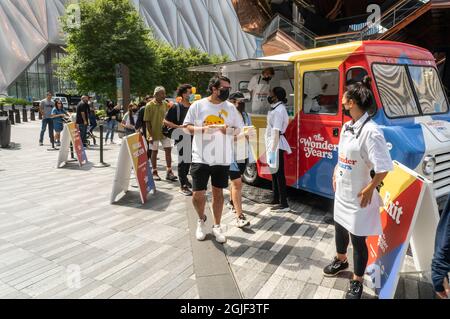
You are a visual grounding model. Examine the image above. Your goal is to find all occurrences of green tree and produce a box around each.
[150,42,229,97]
[57,0,157,98]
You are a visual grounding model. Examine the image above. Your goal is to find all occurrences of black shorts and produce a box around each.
[229,162,247,181]
[190,163,230,191]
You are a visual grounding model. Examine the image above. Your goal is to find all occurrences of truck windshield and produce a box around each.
[372,63,449,118]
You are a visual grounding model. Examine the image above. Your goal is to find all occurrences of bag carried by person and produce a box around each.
[162,103,181,139]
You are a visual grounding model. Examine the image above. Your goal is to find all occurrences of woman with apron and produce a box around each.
[323,76,393,299]
[265,87,292,212]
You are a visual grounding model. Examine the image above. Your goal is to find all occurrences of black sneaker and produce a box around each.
[179,186,192,196]
[268,199,280,206]
[346,280,363,299]
[270,204,290,212]
[186,181,193,189]
[166,171,178,181]
[323,257,349,277]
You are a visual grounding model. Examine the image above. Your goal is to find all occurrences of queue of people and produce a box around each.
[37,73,447,300]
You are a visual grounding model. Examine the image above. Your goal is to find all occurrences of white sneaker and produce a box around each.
[226,201,234,209]
[235,215,250,228]
[212,225,226,243]
[196,216,207,241]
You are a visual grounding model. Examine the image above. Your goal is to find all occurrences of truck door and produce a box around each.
[297,66,344,198]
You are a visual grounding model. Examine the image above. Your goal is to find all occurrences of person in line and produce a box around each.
[432,194,450,299]
[184,76,243,243]
[164,84,195,196]
[51,100,67,147]
[76,95,90,147]
[227,92,253,228]
[248,67,275,114]
[88,96,97,144]
[122,103,139,136]
[265,87,292,212]
[322,76,393,299]
[105,100,120,144]
[135,100,150,159]
[144,86,177,182]
[39,92,55,146]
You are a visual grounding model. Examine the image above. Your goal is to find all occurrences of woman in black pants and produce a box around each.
[323,76,393,299]
[265,87,292,212]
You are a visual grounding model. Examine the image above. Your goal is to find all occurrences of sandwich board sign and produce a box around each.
[57,122,88,168]
[111,133,155,204]
[365,161,439,299]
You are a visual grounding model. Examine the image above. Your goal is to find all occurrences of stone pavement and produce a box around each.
[0,117,435,299]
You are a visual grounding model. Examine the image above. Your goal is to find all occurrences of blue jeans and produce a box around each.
[432,195,450,292]
[105,120,117,141]
[78,124,87,146]
[39,118,54,144]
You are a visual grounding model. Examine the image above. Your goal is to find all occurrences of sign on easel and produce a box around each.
[57,122,88,168]
[365,161,439,299]
[111,133,155,204]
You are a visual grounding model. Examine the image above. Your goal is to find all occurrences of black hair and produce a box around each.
[138,101,146,108]
[345,76,373,111]
[207,75,231,94]
[177,84,193,97]
[106,100,114,108]
[272,87,288,104]
[263,67,275,76]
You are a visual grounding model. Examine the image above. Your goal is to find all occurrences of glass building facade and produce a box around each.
[7,46,76,102]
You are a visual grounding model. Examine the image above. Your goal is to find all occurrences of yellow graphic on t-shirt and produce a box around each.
[203,110,228,125]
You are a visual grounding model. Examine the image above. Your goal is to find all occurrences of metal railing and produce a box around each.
[262,14,317,49]
[314,0,430,47]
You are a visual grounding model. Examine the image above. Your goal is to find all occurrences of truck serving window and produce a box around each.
[303,70,339,115]
[408,66,449,115]
[372,64,420,118]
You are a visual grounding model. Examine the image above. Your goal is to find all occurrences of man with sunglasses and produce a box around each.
[183,76,243,243]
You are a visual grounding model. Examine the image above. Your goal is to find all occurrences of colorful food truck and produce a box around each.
[189,41,450,209]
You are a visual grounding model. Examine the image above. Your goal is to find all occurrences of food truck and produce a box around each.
[189,40,450,209]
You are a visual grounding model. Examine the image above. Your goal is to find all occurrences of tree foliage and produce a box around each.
[57,0,229,99]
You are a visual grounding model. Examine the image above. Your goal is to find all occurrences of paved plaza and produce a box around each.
[0,118,435,299]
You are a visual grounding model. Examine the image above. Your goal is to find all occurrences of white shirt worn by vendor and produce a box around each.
[334,112,393,237]
[183,98,243,166]
[265,102,292,154]
[248,74,271,114]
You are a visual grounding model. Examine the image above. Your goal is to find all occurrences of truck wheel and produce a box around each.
[242,162,261,186]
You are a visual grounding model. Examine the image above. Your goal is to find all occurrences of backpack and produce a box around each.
[162,102,181,139]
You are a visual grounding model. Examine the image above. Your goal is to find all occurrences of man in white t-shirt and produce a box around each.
[247,67,275,114]
[183,76,243,243]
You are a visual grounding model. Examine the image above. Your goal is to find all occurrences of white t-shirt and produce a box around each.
[248,74,271,114]
[183,98,243,166]
[265,102,292,154]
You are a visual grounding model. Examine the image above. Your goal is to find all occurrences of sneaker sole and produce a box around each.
[322,267,349,277]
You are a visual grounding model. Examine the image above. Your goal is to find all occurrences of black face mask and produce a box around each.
[342,105,351,117]
[217,88,230,102]
[263,77,272,82]
[268,96,275,105]
[237,101,245,113]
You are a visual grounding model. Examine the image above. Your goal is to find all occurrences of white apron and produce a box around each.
[251,77,271,114]
[334,126,383,237]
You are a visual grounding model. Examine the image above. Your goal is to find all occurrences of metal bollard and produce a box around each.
[8,110,15,125]
[30,108,35,121]
[38,111,43,120]
[15,109,21,124]
[22,106,28,122]
[93,124,110,168]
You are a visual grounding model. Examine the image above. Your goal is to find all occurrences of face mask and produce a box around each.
[263,77,272,82]
[188,94,195,103]
[217,88,230,102]
[342,104,351,117]
[237,101,245,113]
[267,96,275,105]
